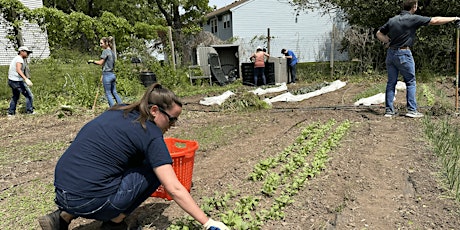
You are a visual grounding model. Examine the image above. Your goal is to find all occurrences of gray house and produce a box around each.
[0,0,50,65]
[202,0,347,64]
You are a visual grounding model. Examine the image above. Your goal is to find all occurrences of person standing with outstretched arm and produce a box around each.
[88,36,122,107]
[376,0,460,118]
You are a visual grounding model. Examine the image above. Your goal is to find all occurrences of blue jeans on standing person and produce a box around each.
[254,67,266,86]
[8,79,34,115]
[102,72,122,107]
[54,163,160,221]
[385,49,417,114]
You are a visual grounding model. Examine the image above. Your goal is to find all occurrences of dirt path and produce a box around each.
[1,82,459,229]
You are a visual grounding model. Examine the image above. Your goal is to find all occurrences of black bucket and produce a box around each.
[139,72,156,87]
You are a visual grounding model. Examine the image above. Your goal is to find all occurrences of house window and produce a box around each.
[223,14,231,28]
[211,19,217,33]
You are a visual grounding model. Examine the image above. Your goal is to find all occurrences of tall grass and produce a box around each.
[423,117,460,201]
[0,56,169,114]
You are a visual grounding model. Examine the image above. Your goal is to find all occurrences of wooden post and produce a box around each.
[168,26,176,70]
[330,24,335,78]
[267,28,271,54]
[456,28,459,112]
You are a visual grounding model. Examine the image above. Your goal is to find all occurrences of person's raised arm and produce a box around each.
[154,164,229,229]
[93,58,105,65]
[87,58,105,65]
[429,16,459,25]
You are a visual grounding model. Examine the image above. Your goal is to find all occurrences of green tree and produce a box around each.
[42,0,212,65]
[150,0,212,65]
[0,0,31,48]
[43,0,164,25]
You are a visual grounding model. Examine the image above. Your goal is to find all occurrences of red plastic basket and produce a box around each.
[151,137,198,200]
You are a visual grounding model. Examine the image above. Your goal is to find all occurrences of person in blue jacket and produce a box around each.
[38,83,229,230]
[281,48,298,84]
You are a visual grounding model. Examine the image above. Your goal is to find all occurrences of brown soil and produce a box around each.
[1,81,460,230]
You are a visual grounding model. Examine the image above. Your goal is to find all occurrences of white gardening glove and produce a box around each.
[203,218,229,230]
[24,78,33,86]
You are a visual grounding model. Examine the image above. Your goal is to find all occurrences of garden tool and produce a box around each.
[92,75,103,110]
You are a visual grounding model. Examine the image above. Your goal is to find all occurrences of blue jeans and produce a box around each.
[8,80,34,115]
[254,67,266,85]
[55,164,160,221]
[385,49,417,113]
[102,72,122,107]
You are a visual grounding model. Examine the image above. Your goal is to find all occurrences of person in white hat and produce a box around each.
[7,46,34,116]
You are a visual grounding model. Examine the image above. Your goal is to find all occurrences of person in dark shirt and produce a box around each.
[281,48,298,84]
[376,0,459,118]
[38,83,228,230]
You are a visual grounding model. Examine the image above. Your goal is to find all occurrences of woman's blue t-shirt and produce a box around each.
[54,109,172,197]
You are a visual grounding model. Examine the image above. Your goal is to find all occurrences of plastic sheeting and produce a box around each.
[353,81,406,106]
[249,82,288,95]
[199,90,235,106]
[263,80,347,104]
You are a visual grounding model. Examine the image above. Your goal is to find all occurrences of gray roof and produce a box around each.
[206,0,250,18]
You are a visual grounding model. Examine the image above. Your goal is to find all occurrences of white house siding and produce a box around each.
[0,0,50,66]
[228,0,346,64]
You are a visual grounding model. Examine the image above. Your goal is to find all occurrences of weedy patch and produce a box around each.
[220,92,271,112]
[290,82,330,95]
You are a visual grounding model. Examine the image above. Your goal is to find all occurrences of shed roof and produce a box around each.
[206,0,250,18]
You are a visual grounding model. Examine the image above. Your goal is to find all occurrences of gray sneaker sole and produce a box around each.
[405,113,423,118]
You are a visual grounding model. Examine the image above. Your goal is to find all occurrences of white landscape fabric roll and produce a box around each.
[249,82,288,95]
[199,90,235,106]
[264,80,347,104]
[353,81,405,106]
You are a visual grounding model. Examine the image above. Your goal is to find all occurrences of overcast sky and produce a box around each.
[208,0,236,9]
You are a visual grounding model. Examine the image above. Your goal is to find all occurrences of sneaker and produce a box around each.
[7,114,14,119]
[101,220,128,230]
[406,111,424,118]
[38,210,69,230]
[384,112,396,117]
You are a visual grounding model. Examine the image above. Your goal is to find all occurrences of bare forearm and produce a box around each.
[376,31,390,44]
[16,66,27,80]
[169,187,208,224]
[429,16,459,25]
